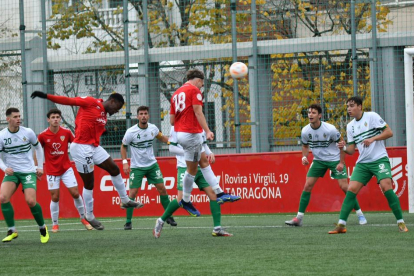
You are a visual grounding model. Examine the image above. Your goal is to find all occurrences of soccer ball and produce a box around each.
[229,62,248,79]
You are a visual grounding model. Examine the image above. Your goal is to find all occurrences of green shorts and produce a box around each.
[129,163,164,189]
[307,160,348,179]
[177,167,209,191]
[350,156,392,185]
[2,172,38,190]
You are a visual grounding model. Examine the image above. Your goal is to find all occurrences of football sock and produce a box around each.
[161,199,180,221]
[1,202,15,228]
[73,196,86,219]
[126,197,135,224]
[183,171,195,202]
[355,209,363,216]
[297,212,304,219]
[111,174,129,203]
[298,191,311,213]
[339,191,357,222]
[160,195,170,211]
[30,203,45,227]
[384,189,404,220]
[200,166,222,194]
[353,198,361,211]
[50,200,59,225]
[83,188,95,220]
[210,200,221,227]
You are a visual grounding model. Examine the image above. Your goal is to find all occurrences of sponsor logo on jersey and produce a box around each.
[51,143,64,155]
[308,134,312,139]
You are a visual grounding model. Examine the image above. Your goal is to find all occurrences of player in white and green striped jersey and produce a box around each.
[329,96,407,234]
[0,107,49,243]
[285,104,366,227]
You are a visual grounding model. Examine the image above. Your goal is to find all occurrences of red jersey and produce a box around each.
[38,126,75,176]
[170,83,203,133]
[47,95,107,146]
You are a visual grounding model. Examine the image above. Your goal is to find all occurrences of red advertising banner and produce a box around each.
[0,147,408,220]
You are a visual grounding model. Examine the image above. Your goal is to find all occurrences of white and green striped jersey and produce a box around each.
[169,126,207,168]
[301,122,341,162]
[0,126,39,173]
[122,123,160,168]
[347,111,388,163]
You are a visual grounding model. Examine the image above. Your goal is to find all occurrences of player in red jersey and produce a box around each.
[169,69,240,216]
[31,91,142,230]
[37,108,93,232]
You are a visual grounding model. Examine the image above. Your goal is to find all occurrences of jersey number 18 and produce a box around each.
[173,92,186,113]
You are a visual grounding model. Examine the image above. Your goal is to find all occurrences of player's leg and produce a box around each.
[331,161,367,225]
[0,179,19,242]
[199,152,241,204]
[373,158,407,232]
[337,178,367,225]
[70,143,104,230]
[61,168,92,230]
[46,174,61,232]
[95,146,142,209]
[21,173,49,243]
[124,167,145,230]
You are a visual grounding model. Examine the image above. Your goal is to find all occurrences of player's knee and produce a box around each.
[0,194,9,204]
[109,166,120,176]
[26,199,36,207]
[51,195,59,202]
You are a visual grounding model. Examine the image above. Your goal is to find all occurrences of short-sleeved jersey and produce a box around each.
[122,123,160,168]
[170,82,203,133]
[47,95,107,147]
[169,126,207,168]
[0,126,39,173]
[38,126,75,176]
[301,122,341,162]
[347,111,388,163]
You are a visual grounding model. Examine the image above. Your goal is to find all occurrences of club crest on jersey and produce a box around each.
[196,94,202,101]
[60,136,65,141]
[23,136,27,141]
[323,133,327,139]
[364,122,367,127]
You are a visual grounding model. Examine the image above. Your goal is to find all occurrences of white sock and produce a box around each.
[183,171,195,202]
[397,219,405,223]
[200,166,223,194]
[9,226,16,232]
[355,209,363,216]
[297,212,304,219]
[73,196,85,219]
[213,226,221,231]
[83,188,95,220]
[50,201,59,225]
[338,219,347,226]
[111,174,129,204]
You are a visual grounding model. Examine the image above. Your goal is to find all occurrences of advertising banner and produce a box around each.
[0,148,408,220]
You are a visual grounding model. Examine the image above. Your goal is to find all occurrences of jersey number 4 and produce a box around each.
[173,92,186,113]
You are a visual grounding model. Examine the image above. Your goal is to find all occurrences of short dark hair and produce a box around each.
[137,106,149,113]
[346,96,363,106]
[47,108,62,118]
[186,69,204,81]
[6,107,19,116]
[108,93,125,106]
[308,104,322,114]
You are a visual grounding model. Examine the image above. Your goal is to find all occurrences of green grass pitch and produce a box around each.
[1,212,413,275]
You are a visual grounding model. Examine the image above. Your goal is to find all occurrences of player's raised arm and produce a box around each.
[31,91,81,106]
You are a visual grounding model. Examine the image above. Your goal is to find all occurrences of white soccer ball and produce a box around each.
[229,62,248,79]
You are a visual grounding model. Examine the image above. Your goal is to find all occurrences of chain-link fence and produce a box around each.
[0,0,413,156]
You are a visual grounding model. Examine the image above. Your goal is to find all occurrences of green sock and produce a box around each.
[161,199,180,221]
[210,200,221,227]
[339,191,357,222]
[160,195,171,211]
[384,189,403,220]
[30,203,45,226]
[298,191,311,213]
[1,202,15,228]
[126,197,135,224]
[353,198,361,211]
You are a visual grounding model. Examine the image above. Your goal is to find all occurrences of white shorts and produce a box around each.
[47,167,78,191]
[176,132,203,162]
[70,142,110,173]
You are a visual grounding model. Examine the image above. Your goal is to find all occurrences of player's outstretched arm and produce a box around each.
[31,91,78,106]
[156,132,169,144]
